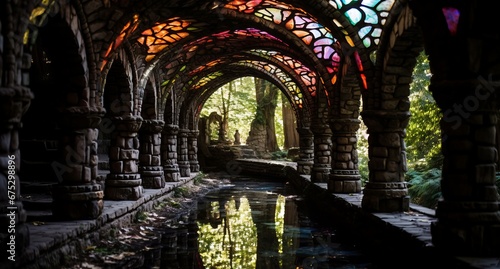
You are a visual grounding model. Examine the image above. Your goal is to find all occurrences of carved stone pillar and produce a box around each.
[188,130,200,172]
[178,129,191,177]
[139,120,165,189]
[105,115,143,200]
[361,110,410,212]
[0,86,33,257]
[162,124,180,182]
[329,118,362,193]
[296,127,314,175]
[430,79,500,255]
[311,122,332,182]
[52,107,105,219]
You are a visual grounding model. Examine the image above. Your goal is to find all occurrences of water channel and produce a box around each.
[131,176,383,269]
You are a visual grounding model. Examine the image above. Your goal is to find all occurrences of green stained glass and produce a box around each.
[363,37,371,47]
[345,8,362,25]
[361,6,379,24]
[372,28,381,37]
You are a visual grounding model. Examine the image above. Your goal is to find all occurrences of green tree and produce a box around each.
[406,51,442,169]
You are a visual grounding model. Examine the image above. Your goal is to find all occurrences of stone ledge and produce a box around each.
[1,175,197,269]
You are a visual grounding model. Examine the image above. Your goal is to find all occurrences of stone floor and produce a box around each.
[2,160,500,269]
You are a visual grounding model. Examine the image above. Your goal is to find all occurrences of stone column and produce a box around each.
[311,121,332,182]
[139,120,165,189]
[177,129,191,177]
[188,130,200,172]
[0,86,32,257]
[105,115,143,200]
[361,110,410,212]
[430,79,500,255]
[52,107,106,219]
[296,127,314,175]
[162,124,180,182]
[329,118,362,193]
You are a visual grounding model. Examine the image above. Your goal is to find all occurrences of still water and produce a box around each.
[146,177,378,269]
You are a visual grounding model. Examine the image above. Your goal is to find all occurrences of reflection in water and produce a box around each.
[193,180,374,269]
[198,197,258,268]
[135,179,375,269]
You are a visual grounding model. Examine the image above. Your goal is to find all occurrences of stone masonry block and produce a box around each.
[109,146,120,160]
[110,161,123,173]
[139,154,152,165]
[152,156,161,166]
[120,149,139,160]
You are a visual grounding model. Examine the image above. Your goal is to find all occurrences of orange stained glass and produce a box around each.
[138,18,194,62]
[360,73,368,89]
[102,14,140,70]
[225,0,263,13]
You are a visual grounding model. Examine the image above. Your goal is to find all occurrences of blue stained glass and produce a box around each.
[372,28,381,37]
[358,26,372,38]
[311,29,322,38]
[306,22,321,29]
[345,8,362,25]
[376,0,395,11]
[361,7,379,24]
[361,0,379,8]
[342,0,356,5]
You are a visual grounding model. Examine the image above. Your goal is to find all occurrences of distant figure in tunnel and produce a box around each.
[234,130,241,145]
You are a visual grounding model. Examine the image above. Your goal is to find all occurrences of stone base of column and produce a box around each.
[311,165,330,183]
[297,160,313,175]
[178,161,191,177]
[431,200,500,255]
[328,170,361,193]
[361,182,409,212]
[52,184,104,219]
[140,166,165,189]
[164,165,180,182]
[105,174,143,200]
[190,162,200,172]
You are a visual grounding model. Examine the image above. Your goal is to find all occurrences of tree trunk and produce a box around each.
[256,78,279,152]
[247,78,280,155]
[282,93,299,149]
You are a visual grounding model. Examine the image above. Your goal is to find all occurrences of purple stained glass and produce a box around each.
[442,7,460,36]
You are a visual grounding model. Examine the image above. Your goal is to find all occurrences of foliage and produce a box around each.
[201,76,285,148]
[356,119,369,185]
[173,186,189,198]
[406,51,442,169]
[406,168,442,209]
[270,150,288,160]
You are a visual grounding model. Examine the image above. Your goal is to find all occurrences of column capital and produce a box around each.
[59,106,106,129]
[0,86,34,126]
[141,119,165,133]
[111,115,143,132]
[330,118,360,133]
[361,110,410,132]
